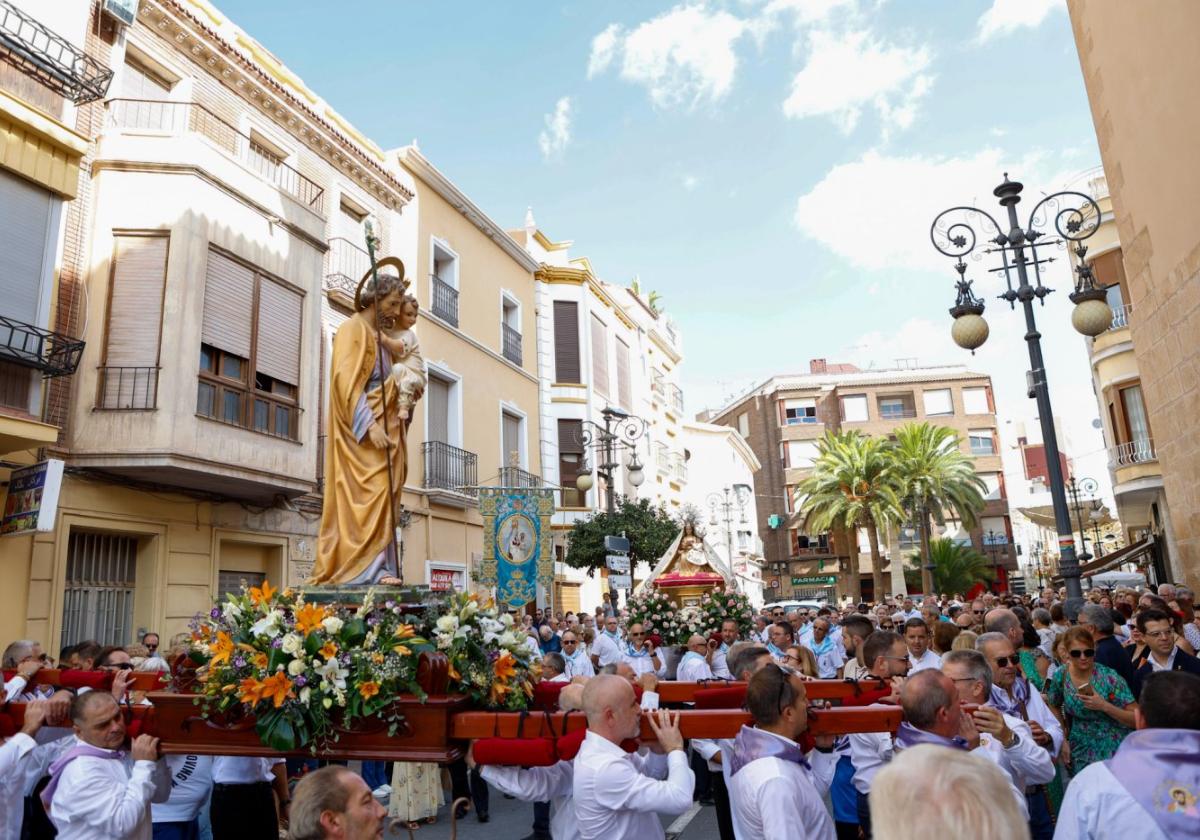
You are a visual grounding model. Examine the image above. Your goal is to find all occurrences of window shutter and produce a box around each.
[502,412,521,465]
[616,339,632,410]
[590,314,608,396]
[202,249,254,359]
[0,169,53,325]
[106,235,167,366]
[552,301,580,382]
[427,375,450,443]
[255,278,303,386]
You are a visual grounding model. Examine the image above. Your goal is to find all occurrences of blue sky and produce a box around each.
[217,0,1113,495]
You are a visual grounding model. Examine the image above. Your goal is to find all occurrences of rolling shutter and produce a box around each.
[427,375,450,443]
[502,412,522,466]
[616,338,632,410]
[590,314,608,396]
[105,235,167,366]
[552,301,580,382]
[0,169,53,325]
[255,278,303,386]
[201,249,253,359]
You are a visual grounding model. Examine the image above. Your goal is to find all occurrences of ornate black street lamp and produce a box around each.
[1066,476,1100,563]
[574,406,648,514]
[708,484,752,571]
[984,529,1004,593]
[931,174,1110,602]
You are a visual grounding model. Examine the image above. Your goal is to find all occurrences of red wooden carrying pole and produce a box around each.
[1,669,167,693]
[653,678,889,704]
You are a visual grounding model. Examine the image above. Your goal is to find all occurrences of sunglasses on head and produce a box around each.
[1068,648,1096,659]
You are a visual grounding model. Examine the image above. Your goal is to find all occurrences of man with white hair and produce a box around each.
[590,615,623,670]
[572,675,693,839]
[870,745,1029,839]
[559,629,594,678]
[619,623,664,678]
[676,634,716,682]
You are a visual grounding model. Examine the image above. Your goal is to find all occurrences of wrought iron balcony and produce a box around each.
[669,384,684,416]
[878,407,918,420]
[0,314,84,377]
[0,2,112,105]
[498,465,541,488]
[96,366,158,410]
[501,323,522,366]
[1109,438,1156,469]
[430,275,458,327]
[106,99,325,210]
[423,440,477,497]
[324,237,370,299]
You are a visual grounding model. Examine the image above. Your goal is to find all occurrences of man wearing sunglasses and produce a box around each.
[559,630,594,678]
[620,624,664,679]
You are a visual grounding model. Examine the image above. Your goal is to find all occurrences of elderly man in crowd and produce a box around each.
[287,765,387,840]
[1077,603,1141,697]
[43,691,170,839]
[558,629,595,679]
[620,623,664,678]
[804,617,845,679]
[903,618,941,673]
[542,652,570,683]
[727,665,835,840]
[572,675,693,840]
[590,615,623,670]
[676,634,718,683]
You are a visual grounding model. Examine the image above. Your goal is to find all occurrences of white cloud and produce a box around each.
[762,0,858,26]
[588,24,621,78]
[792,148,1076,272]
[587,5,754,109]
[782,28,934,135]
[977,0,1063,43]
[682,174,699,190]
[538,97,573,160]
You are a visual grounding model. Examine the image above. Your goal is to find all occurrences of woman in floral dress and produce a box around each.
[388,761,443,830]
[1045,626,1137,774]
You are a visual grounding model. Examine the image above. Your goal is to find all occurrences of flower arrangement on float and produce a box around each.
[188,582,539,752]
[697,587,756,638]
[625,585,691,646]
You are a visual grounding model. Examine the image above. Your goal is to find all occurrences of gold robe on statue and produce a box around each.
[311,314,407,584]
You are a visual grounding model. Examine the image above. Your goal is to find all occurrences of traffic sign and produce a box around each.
[604,535,631,553]
[609,574,632,590]
[606,554,630,572]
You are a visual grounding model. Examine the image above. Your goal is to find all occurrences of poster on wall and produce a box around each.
[1,459,65,537]
[478,488,554,610]
[429,567,464,592]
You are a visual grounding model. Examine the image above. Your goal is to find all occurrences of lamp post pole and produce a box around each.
[1066,476,1098,563]
[932,175,1111,605]
[985,529,1003,593]
[708,485,751,576]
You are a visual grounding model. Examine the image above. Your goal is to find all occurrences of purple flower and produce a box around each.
[271,638,284,648]
[233,656,246,668]
[367,616,381,626]
[295,675,307,687]
[210,608,220,619]
[385,600,396,609]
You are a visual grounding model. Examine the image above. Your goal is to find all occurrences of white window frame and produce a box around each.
[786,440,819,469]
[424,361,463,448]
[430,236,459,290]
[840,394,869,423]
[969,428,996,456]
[922,388,953,416]
[782,398,817,425]
[499,401,528,470]
[500,289,521,329]
[736,412,749,438]
[980,472,1002,500]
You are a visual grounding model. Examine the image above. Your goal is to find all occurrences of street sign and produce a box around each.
[1,460,64,537]
[605,554,630,573]
[609,574,632,590]
[791,575,837,586]
[604,535,631,553]
[769,578,780,589]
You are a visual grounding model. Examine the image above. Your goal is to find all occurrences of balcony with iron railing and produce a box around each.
[324,237,371,299]
[501,323,522,366]
[668,384,684,417]
[430,275,459,327]
[423,440,477,500]
[655,445,670,474]
[1109,438,1157,470]
[498,465,540,488]
[105,99,325,211]
[651,373,666,399]
[0,1,113,104]
[95,366,159,410]
[0,313,84,377]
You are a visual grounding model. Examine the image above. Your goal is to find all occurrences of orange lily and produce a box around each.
[249,579,277,606]
[237,676,266,705]
[393,624,416,640]
[359,681,380,701]
[488,680,512,704]
[259,671,295,708]
[493,651,517,683]
[209,631,234,668]
[251,652,268,670]
[447,661,461,682]
[319,641,338,660]
[392,644,412,657]
[293,602,329,634]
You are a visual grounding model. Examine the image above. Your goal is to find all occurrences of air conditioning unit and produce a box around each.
[103,0,137,27]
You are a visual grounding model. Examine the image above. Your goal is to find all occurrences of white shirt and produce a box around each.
[728,731,836,840]
[50,751,171,839]
[1054,759,1169,840]
[804,638,845,679]
[562,649,595,679]
[572,731,693,840]
[525,635,543,658]
[211,756,283,784]
[0,733,36,836]
[908,649,942,673]
[546,673,571,684]
[152,754,213,823]
[591,633,623,667]
[994,682,1064,755]
[1147,647,1178,672]
[848,725,893,795]
[711,644,732,679]
[974,713,1054,795]
[675,652,715,683]
[481,761,577,840]
[3,727,75,839]
[621,650,665,679]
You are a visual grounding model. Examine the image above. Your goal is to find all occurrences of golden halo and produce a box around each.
[355,256,409,311]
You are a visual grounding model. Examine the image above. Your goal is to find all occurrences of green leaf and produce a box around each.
[341,618,367,647]
[305,631,322,657]
[267,645,288,673]
[261,712,297,753]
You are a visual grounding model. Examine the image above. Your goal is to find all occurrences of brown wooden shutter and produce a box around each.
[106,234,167,367]
[202,249,253,358]
[502,412,522,466]
[557,419,583,502]
[552,301,580,382]
[255,278,303,386]
[616,338,632,411]
[590,314,608,396]
[427,374,450,443]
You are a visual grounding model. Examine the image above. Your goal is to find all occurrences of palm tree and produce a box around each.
[906,538,995,596]
[796,430,904,603]
[890,423,987,596]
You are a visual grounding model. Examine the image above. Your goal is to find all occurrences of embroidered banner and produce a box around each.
[479,488,554,610]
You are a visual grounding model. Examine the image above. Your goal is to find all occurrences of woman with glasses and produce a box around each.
[1044,626,1136,774]
[782,645,818,678]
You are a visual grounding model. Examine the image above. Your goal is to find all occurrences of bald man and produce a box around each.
[572,675,693,840]
[676,634,717,682]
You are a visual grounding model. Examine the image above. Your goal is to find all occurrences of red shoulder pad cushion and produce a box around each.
[841,682,892,707]
[694,686,746,710]
[555,726,587,760]
[0,712,15,738]
[472,737,559,767]
[532,681,566,711]
[620,738,640,753]
[59,670,111,690]
[797,731,815,754]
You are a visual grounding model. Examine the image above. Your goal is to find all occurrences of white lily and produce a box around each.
[315,657,349,690]
[250,610,283,639]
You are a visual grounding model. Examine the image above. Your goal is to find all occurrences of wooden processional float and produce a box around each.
[1,658,900,761]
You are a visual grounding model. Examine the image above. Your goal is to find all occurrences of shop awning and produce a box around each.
[1052,536,1153,583]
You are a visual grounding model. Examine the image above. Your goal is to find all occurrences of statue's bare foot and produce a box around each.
[379,576,403,586]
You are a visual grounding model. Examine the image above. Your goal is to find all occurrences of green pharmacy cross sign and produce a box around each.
[791,575,837,586]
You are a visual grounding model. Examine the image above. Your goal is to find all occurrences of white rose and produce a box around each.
[281,634,303,655]
[498,631,517,648]
[500,613,515,628]
[321,616,344,635]
[287,659,306,676]
[222,600,243,620]
[436,615,459,633]
[299,686,311,704]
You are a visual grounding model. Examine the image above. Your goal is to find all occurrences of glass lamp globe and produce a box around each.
[576,471,594,492]
[951,312,989,351]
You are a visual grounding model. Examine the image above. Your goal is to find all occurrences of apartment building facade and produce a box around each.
[0,0,541,648]
[711,360,1015,604]
[513,214,688,613]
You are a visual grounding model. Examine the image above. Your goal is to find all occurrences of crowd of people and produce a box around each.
[1,582,1197,839]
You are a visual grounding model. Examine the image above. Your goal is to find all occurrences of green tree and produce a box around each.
[890,423,987,596]
[565,497,680,612]
[796,431,904,603]
[903,538,995,595]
